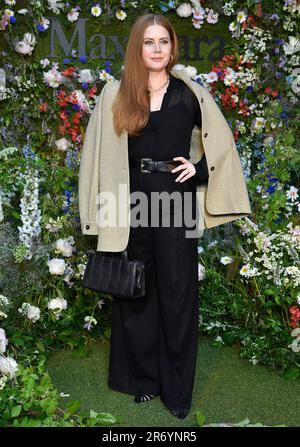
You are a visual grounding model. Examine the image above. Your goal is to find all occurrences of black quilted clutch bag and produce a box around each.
[82,248,145,299]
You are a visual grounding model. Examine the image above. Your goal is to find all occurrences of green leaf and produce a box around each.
[283,368,300,380]
[196,410,206,426]
[11,405,22,418]
[223,332,235,347]
[65,400,81,414]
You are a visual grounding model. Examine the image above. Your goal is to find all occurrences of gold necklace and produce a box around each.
[147,75,170,92]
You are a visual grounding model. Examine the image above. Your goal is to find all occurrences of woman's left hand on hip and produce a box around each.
[171,156,196,183]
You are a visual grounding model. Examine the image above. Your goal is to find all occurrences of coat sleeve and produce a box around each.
[78,83,108,235]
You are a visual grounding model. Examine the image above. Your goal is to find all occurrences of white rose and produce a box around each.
[0,356,18,378]
[47,298,68,318]
[55,239,74,257]
[198,262,206,281]
[14,41,33,55]
[23,32,36,47]
[185,65,198,79]
[55,137,70,151]
[47,258,66,275]
[78,69,94,84]
[176,3,193,18]
[0,328,8,354]
[27,305,41,323]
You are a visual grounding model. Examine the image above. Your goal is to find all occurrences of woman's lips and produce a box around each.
[152,58,162,61]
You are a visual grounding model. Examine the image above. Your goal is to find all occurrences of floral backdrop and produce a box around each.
[0,0,299,427]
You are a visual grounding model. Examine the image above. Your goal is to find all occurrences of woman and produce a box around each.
[79,13,252,420]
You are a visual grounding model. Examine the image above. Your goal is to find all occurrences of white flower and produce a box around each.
[286,186,298,202]
[291,328,300,337]
[205,71,218,83]
[237,10,247,23]
[47,0,65,15]
[206,10,219,24]
[40,58,50,68]
[97,299,105,310]
[23,33,37,47]
[220,256,233,265]
[240,264,258,277]
[83,316,97,331]
[0,375,7,390]
[198,262,205,281]
[176,3,193,18]
[17,9,29,15]
[55,137,70,151]
[26,305,41,323]
[229,22,237,32]
[286,266,299,275]
[116,9,127,20]
[47,258,66,275]
[48,297,68,319]
[91,5,102,17]
[71,89,90,112]
[297,293,300,306]
[5,0,16,6]
[0,295,9,306]
[224,67,236,86]
[78,69,94,84]
[185,65,198,79]
[4,9,14,17]
[0,328,8,354]
[43,66,63,88]
[253,117,266,132]
[67,8,79,22]
[39,17,50,30]
[283,36,300,56]
[54,238,74,257]
[288,338,300,353]
[0,356,18,378]
[14,41,33,56]
[98,70,114,82]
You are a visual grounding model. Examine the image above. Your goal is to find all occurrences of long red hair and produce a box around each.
[112,14,179,137]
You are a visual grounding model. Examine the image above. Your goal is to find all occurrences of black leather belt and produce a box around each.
[129,157,182,173]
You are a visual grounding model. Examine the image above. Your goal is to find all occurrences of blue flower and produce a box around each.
[37,24,45,32]
[79,55,87,63]
[63,58,72,64]
[159,2,169,12]
[280,111,288,120]
[246,86,253,93]
[267,184,276,194]
[72,104,80,111]
[10,16,16,24]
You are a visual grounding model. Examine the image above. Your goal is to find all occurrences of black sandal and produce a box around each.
[170,408,189,419]
[134,393,155,403]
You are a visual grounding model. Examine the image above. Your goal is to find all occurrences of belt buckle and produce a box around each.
[140,157,152,173]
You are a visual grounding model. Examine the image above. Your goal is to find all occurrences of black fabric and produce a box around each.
[128,72,209,184]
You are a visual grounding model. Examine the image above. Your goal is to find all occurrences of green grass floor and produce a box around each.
[45,335,300,427]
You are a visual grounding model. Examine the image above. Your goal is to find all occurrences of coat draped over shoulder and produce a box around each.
[78,67,252,252]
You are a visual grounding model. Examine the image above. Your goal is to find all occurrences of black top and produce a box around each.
[128,73,209,184]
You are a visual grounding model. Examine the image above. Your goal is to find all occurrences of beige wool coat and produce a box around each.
[78,67,252,252]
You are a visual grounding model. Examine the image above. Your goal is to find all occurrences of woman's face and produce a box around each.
[142,24,172,73]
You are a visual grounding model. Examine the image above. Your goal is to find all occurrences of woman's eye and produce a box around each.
[145,41,169,44]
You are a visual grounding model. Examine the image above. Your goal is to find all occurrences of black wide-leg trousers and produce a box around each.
[108,170,199,411]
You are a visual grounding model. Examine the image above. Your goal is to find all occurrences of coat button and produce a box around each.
[201,98,204,103]
[210,166,215,171]
[204,132,208,137]
[86,224,90,229]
